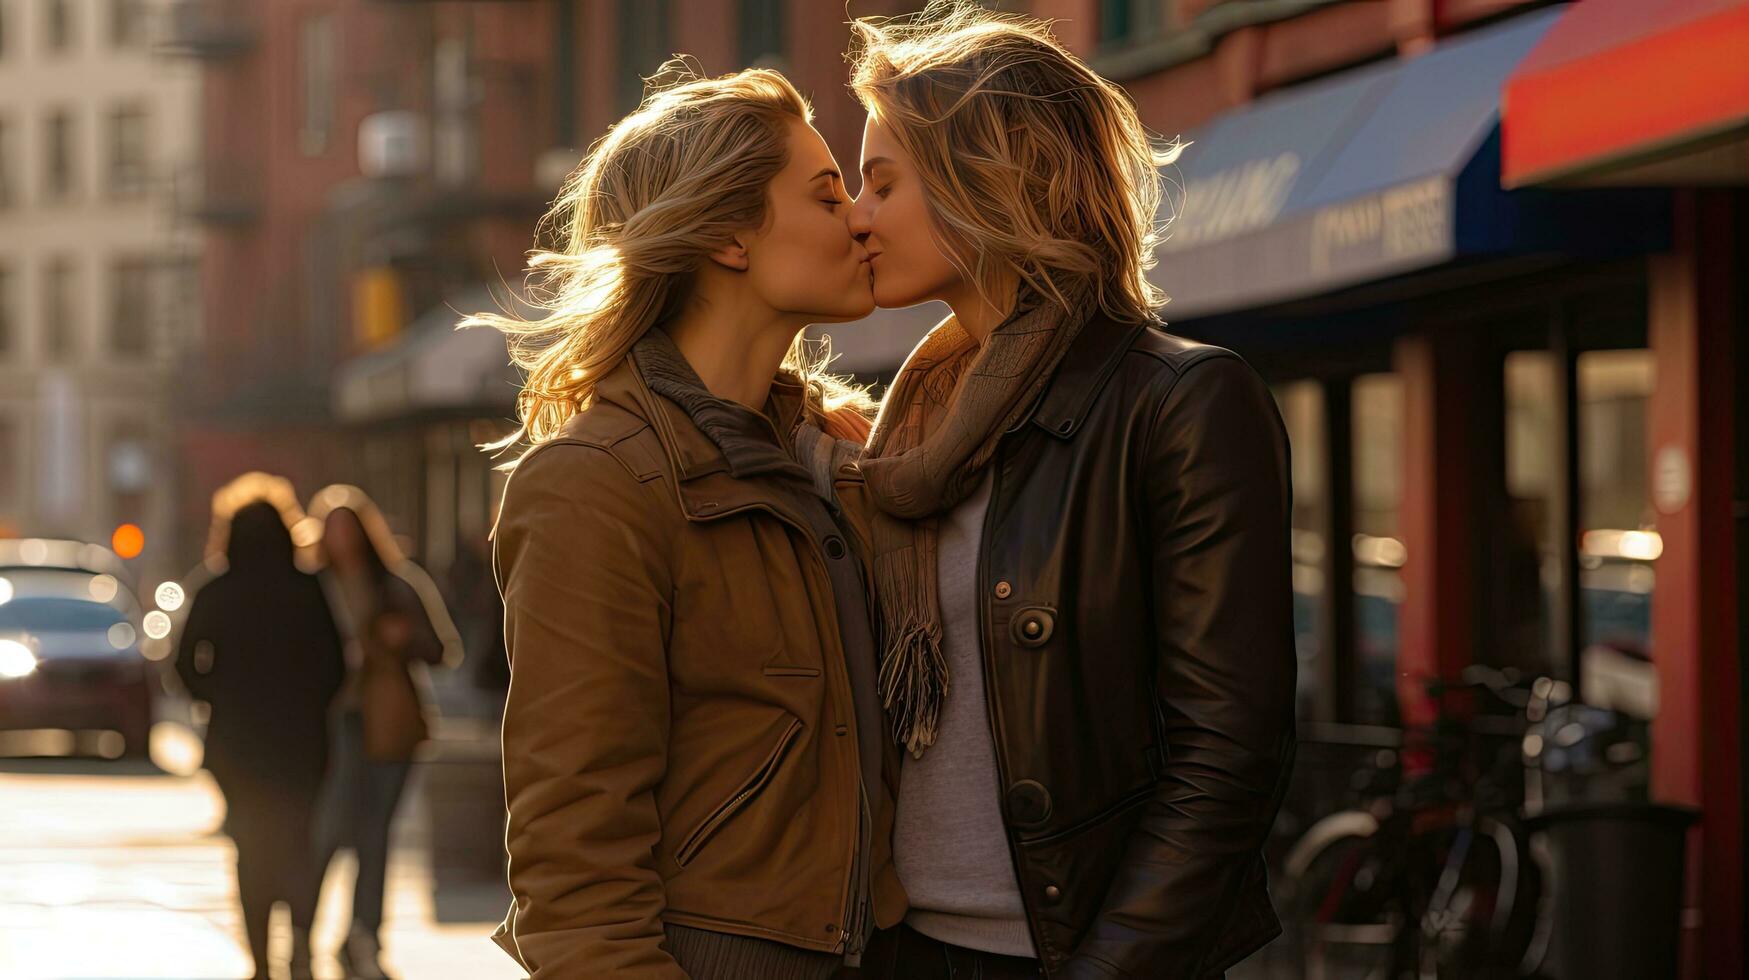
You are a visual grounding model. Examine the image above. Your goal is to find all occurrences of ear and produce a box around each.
[706,232,751,272]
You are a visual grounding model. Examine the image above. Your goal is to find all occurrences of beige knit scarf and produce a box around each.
[861,288,1089,757]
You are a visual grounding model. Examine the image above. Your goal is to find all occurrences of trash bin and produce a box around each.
[1525,802,1697,980]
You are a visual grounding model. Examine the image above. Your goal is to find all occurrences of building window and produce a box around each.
[0,414,19,520]
[44,0,72,52]
[1099,0,1160,48]
[109,0,145,47]
[432,37,477,186]
[43,256,78,362]
[739,0,785,67]
[107,104,148,198]
[617,0,670,113]
[299,14,337,155]
[0,263,13,358]
[44,109,76,201]
[109,258,151,357]
[0,116,14,208]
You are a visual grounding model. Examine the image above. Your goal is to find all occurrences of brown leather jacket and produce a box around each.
[888,315,1298,979]
[490,352,905,978]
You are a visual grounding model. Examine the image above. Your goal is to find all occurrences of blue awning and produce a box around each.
[1153,7,1667,320]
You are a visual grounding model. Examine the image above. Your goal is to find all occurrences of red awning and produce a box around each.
[1502,0,1749,187]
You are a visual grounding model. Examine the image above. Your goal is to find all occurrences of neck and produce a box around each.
[942,276,1018,347]
[663,297,803,410]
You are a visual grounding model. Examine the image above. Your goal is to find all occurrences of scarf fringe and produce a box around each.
[875,550,949,759]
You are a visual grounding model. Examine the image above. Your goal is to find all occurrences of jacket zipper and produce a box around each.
[688,498,869,959]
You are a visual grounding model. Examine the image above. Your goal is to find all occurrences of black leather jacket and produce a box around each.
[978,315,1297,978]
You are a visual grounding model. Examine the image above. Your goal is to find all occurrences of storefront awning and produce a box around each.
[1503,0,1749,187]
[1153,7,1663,321]
[334,286,526,423]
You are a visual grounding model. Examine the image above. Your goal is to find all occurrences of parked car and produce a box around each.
[0,541,155,758]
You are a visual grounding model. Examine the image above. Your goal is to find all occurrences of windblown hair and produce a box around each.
[848,1,1181,323]
[466,61,872,453]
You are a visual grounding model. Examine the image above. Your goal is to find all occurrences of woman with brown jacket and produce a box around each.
[306,484,461,979]
[470,64,905,978]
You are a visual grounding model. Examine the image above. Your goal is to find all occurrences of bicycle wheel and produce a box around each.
[1282,810,1403,980]
[1410,812,1543,978]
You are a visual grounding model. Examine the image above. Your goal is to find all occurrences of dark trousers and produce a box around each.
[313,710,412,934]
[215,771,325,976]
[862,923,1043,980]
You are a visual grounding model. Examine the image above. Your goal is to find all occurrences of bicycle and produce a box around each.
[1279,666,1555,980]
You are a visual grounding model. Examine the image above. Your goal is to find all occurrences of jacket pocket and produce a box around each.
[675,715,804,868]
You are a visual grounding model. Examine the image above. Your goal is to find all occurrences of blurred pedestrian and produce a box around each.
[175,473,346,980]
[306,484,461,980]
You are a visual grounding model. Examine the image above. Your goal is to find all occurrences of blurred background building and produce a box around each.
[0,1,1742,977]
[0,0,201,590]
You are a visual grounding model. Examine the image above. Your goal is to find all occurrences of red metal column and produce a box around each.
[1394,330,1481,729]
[1647,189,1742,980]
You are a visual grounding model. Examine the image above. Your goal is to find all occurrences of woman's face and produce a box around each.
[738,117,873,323]
[848,115,965,310]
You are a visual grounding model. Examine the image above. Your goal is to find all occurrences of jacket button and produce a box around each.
[823,535,846,560]
[1010,608,1055,647]
[1043,884,1062,904]
[1006,779,1053,828]
[994,581,1012,599]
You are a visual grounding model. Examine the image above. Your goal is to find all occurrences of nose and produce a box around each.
[847,191,873,245]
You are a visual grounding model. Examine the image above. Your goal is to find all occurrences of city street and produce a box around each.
[0,755,519,980]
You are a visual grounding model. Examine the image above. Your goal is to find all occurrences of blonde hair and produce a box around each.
[849,1,1181,323]
[467,61,872,453]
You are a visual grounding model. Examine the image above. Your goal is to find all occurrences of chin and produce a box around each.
[873,280,933,311]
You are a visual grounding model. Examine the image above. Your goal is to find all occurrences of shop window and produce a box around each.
[1274,381,1326,723]
[1352,373,1404,726]
[1504,345,1657,680]
[1504,350,1559,676]
[1577,349,1655,658]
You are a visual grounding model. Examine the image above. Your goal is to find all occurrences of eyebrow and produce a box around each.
[811,168,841,183]
[860,156,894,178]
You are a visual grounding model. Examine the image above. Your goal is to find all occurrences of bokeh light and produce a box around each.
[111,524,146,560]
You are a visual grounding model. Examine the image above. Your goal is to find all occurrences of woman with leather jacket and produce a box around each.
[838,5,1299,978]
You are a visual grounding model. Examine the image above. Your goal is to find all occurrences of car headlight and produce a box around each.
[0,638,37,679]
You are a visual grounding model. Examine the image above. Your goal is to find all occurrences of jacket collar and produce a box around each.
[1020,312,1149,440]
[589,341,820,525]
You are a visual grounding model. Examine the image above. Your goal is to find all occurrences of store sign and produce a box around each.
[1164,152,1301,249]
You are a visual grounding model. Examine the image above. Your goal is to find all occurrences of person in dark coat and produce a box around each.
[175,473,346,980]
